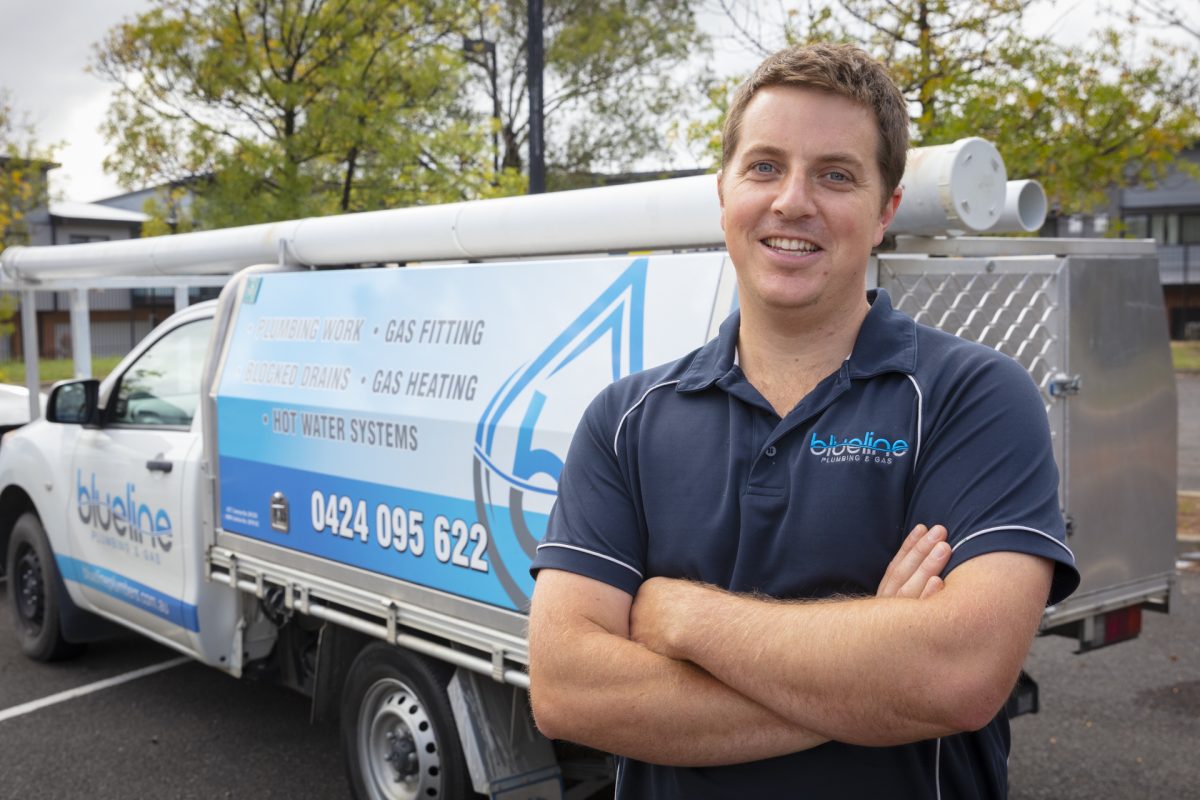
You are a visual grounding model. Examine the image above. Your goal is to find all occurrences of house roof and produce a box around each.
[48,201,148,224]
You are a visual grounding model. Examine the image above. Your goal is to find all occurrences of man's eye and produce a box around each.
[751,162,776,175]
[825,170,850,182]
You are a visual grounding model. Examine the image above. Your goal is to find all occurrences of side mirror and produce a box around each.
[47,379,101,426]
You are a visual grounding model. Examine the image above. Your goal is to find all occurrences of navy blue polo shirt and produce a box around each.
[530,289,1080,799]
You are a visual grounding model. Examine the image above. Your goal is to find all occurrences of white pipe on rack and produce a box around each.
[985,180,1048,234]
[0,138,1014,283]
[889,137,1008,236]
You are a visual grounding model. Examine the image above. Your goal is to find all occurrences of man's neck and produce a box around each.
[737,296,870,418]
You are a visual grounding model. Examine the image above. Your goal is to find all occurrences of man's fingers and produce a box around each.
[877,524,929,594]
[896,540,951,598]
[919,575,944,600]
[878,525,951,598]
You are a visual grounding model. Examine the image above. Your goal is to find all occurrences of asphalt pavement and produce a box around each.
[0,585,346,800]
[1010,563,1200,799]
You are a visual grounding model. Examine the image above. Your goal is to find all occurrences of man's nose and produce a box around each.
[771,173,817,219]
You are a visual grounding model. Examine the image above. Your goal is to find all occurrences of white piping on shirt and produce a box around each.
[905,373,924,468]
[952,524,1076,561]
[935,737,943,800]
[613,380,681,455]
[535,542,644,578]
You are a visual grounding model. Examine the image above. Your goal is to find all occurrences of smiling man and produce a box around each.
[527,43,1079,799]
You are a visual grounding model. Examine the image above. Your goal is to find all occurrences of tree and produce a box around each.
[0,90,56,376]
[0,90,54,250]
[95,0,514,231]
[458,0,710,189]
[1131,0,1200,43]
[706,0,1200,214]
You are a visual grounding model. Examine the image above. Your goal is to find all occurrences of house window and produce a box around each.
[1182,213,1200,244]
[1150,213,1180,245]
[130,288,175,307]
[1068,215,1084,235]
[1093,214,1109,234]
[1122,214,1149,238]
[68,234,110,244]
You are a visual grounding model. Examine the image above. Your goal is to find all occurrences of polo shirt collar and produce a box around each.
[847,289,918,378]
[675,288,916,393]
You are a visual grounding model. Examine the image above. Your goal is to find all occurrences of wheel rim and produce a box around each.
[14,542,46,634]
[357,677,443,800]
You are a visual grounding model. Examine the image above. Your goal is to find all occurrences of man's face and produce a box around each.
[718,86,901,318]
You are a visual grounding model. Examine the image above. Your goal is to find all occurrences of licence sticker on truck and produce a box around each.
[215,254,725,610]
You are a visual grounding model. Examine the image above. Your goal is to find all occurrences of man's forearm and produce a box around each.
[528,573,828,765]
[630,552,1052,747]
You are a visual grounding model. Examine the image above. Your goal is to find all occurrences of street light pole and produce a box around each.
[527,0,546,194]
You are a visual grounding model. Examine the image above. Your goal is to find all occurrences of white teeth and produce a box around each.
[764,237,819,252]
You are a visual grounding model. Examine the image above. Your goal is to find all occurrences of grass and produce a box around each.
[1172,341,1200,372]
[0,356,124,386]
[1180,494,1200,538]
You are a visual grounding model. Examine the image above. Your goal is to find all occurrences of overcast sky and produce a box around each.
[0,0,1150,204]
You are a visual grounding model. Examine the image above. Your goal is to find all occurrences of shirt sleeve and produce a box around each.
[904,350,1081,605]
[529,386,646,596]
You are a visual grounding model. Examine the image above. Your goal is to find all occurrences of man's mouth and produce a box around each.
[762,236,821,253]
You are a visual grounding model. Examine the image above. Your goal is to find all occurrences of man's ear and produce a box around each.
[717,170,726,231]
[875,185,903,243]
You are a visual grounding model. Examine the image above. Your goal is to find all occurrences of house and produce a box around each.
[2,177,218,361]
[1041,147,1200,339]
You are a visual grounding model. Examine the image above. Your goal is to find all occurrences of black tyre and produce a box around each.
[5,512,83,661]
[341,643,472,800]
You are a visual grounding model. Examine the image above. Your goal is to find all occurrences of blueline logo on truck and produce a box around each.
[473,258,647,607]
[76,470,174,550]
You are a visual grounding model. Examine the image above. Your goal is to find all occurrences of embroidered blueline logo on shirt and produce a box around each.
[472,258,648,607]
[809,432,909,464]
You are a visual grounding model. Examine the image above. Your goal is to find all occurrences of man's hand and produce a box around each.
[631,523,950,659]
[876,523,950,599]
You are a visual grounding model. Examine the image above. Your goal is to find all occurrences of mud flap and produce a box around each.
[448,669,562,799]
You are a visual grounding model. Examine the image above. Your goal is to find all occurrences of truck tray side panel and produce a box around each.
[213,255,726,624]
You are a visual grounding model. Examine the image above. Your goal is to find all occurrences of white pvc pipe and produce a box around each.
[0,138,1012,282]
[21,290,39,421]
[69,289,92,379]
[890,137,1008,236]
[986,180,1048,234]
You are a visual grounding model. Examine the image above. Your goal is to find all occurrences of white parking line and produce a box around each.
[0,656,190,724]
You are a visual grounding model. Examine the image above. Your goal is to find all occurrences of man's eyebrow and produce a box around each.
[736,144,788,162]
[736,144,868,171]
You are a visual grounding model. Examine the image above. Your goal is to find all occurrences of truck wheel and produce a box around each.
[341,643,472,800]
[5,512,83,661]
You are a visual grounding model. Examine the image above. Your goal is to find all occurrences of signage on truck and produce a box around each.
[215,254,726,610]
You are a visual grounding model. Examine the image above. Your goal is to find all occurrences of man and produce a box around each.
[527,43,1079,798]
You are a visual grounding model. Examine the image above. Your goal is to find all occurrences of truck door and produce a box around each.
[65,317,212,648]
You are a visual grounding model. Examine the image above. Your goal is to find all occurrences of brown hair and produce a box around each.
[721,43,909,203]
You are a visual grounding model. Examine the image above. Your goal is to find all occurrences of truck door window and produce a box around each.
[111,318,213,428]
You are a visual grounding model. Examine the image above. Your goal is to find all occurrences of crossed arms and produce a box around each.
[527,524,1053,766]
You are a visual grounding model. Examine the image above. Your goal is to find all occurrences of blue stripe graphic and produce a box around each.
[218,455,541,610]
[56,556,200,632]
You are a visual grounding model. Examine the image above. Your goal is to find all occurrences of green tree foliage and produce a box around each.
[708,0,1200,213]
[94,0,514,230]
[0,91,54,251]
[0,91,55,359]
[459,0,708,188]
